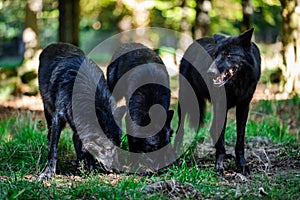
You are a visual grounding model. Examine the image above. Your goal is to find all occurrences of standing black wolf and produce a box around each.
[177,28,261,175]
[107,43,174,154]
[38,43,123,180]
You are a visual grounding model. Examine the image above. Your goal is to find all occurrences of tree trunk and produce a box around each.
[241,0,252,32]
[24,0,41,59]
[180,0,190,34]
[19,0,42,96]
[58,0,80,46]
[131,0,154,44]
[179,0,193,50]
[280,0,300,93]
[192,0,211,39]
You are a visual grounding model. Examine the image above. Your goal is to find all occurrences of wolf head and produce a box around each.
[141,109,174,152]
[207,28,254,87]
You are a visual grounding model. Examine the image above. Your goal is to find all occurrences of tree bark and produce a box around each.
[58,0,80,46]
[280,0,300,93]
[192,0,211,39]
[24,0,41,58]
[241,0,252,32]
[178,0,193,50]
[131,0,154,44]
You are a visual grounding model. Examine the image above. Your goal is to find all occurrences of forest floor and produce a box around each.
[0,82,299,199]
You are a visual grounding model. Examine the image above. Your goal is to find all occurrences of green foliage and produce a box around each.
[253,0,282,43]
[0,0,26,39]
[39,5,59,47]
[0,0,283,53]
[209,0,242,35]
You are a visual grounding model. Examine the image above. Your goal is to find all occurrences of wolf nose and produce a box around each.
[207,62,219,76]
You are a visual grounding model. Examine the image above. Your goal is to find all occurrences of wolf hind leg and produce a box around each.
[37,112,66,181]
[69,119,97,170]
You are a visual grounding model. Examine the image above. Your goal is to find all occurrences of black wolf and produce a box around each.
[177,28,261,175]
[38,43,123,180]
[107,43,174,154]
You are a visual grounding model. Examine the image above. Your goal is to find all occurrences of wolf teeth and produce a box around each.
[213,66,238,87]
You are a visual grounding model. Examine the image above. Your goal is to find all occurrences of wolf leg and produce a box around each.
[236,102,250,175]
[69,119,97,169]
[211,104,227,173]
[37,112,65,181]
[213,120,227,173]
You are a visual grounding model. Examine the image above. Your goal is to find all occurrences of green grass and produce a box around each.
[0,97,299,199]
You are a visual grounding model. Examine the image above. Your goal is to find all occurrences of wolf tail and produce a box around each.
[174,101,184,154]
[198,96,206,127]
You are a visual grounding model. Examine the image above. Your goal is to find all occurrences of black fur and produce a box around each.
[107,43,174,154]
[178,29,261,175]
[38,43,122,180]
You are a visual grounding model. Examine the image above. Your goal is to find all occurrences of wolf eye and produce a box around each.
[213,52,217,58]
[222,53,230,59]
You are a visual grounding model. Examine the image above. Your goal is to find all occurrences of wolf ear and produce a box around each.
[238,28,254,48]
[166,110,174,126]
[213,34,226,43]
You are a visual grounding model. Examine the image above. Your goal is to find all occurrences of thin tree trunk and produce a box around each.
[179,0,193,50]
[241,0,252,32]
[131,0,153,44]
[192,0,211,39]
[58,0,80,46]
[24,0,41,59]
[280,0,300,93]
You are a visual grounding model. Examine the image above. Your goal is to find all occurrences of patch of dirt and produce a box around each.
[141,179,202,199]
[0,172,138,189]
[0,104,43,121]
[251,83,289,102]
[0,94,43,120]
[193,137,300,175]
[1,95,43,111]
[0,82,289,119]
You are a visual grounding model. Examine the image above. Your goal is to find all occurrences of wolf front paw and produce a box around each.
[236,164,250,175]
[215,153,226,174]
[236,155,250,175]
[37,166,55,181]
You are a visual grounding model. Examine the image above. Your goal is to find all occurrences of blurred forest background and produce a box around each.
[0,0,299,109]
